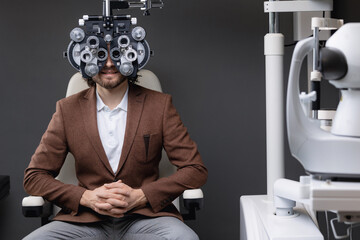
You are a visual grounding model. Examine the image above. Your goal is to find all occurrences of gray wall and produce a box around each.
[0,1,359,239]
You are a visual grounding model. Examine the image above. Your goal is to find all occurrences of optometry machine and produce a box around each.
[241,1,360,239]
[64,0,163,79]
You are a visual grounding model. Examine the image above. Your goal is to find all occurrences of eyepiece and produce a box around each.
[110,47,121,61]
[118,35,130,48]
[86,36,100,49]
[125,48,138,62]
[97,48,108,61]
[80,49,94,63]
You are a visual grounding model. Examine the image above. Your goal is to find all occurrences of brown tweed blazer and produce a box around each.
[24,83,207,223]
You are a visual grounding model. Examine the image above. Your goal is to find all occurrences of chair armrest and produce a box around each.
[22,196,45,207]
[22,196,52,221]
[182,189,204,220]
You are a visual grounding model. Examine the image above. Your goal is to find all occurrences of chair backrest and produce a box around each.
[56,70,178,212]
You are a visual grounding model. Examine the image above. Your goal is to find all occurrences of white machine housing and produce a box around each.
[287,23,360,177]
[324,24,360,137]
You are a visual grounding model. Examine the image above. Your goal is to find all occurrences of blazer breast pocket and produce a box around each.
[133,132,162,163]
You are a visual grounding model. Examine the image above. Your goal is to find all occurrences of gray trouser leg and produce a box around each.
[122,216,199,240]
[22,221,108,240]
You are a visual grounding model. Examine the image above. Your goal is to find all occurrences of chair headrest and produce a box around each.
[66,69,162,98]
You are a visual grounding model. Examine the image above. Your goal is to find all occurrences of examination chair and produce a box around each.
[22,70,204,224]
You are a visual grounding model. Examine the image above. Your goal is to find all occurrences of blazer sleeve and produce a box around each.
[141,94,208,213]
[23,101,86,215]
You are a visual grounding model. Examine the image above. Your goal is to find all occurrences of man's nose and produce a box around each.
[105,51,114,67]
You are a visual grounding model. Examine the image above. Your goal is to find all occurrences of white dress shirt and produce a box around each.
[96,87,128,173]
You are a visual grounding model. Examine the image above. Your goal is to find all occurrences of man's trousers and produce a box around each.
[23,215,199,240]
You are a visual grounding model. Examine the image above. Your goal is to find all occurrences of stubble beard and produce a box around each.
[92,69,127,90]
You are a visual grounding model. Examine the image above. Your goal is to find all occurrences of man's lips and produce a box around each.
[101,68,119,74]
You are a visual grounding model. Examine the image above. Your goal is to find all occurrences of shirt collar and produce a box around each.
[96,86,129,112]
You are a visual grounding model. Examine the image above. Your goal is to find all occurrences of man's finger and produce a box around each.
[104,181,132,191]
[94,202,113,211]
[94,207,124,218]
[104,182,125,189]
[96,189,129,199]
[105,198,129,208]
[106,188,131,196]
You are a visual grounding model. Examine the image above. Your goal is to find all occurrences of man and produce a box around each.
[23,49,208,239]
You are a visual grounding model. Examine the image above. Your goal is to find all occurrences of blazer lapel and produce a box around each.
[116,84,145,176]
[79,87,114,176]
